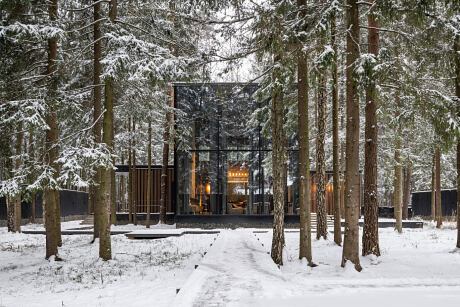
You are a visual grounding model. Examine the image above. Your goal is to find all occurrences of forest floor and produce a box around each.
[1,221,460,306]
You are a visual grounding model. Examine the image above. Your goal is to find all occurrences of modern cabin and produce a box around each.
[114,83,361,223]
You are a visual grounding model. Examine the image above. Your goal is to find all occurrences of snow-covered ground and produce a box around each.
[0,221,216,307]
[1,221,460,307]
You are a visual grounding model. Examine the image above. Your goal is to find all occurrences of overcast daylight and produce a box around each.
[1,0,460,306]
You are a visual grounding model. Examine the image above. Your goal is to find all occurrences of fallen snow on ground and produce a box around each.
[174,223,460,307]
[0,221,216,307]
[1,221,460,306]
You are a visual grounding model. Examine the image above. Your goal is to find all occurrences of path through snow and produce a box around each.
[174,230,294,306]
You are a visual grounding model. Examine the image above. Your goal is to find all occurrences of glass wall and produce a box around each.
[175,83,297,215]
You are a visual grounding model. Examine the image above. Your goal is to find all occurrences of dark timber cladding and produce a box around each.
[115,165,174,213]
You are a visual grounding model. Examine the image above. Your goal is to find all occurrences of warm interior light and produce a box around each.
[206,183,211,194]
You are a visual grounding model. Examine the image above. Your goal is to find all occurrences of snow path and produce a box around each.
[174,230,293,306]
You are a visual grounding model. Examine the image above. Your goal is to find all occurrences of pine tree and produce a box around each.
[44,0,60,259]
[297,0,313,264]
[342,0,361,272]
[331,10,341,246]
[362,0,380,256]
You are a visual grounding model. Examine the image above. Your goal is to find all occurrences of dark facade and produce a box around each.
[412,189,458,217]
[0,190,88,220]
[114,165,175,214]
[173,83,349,216]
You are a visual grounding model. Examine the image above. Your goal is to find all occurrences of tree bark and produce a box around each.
[92,0,103,241]
[342,0,362,272]
[316,69,327,240]
[133,120,137,225]
[431,152,436,221]
[362,0,380,256]
[128,120,133,223]
[271,52,286,266]
[454,33,460,248]
[107,0,117,226]
[28,130,35,223]
[331,13,341,246]
[30,192,36,224]
[13,122,23,232]
[159,1,175,225]
[7,196,14,232]
[402,166,411,220]
[146,120,152,228]
[435,147,442,228]
[394,134,403,233]
[44,0,60,259]
[96,0,117,259]
[297,0,312,264]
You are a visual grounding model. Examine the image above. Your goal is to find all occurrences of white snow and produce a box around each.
[1,221,460,306]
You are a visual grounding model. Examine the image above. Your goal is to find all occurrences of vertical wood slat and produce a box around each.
[131,168,174,213]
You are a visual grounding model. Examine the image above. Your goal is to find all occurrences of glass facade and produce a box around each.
[174,83,298,215]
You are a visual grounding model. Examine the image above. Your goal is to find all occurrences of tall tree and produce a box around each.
[92,0,103,241]
[44,0,60,259]
[393,47,403,234]
[431,152,436,221]
[362,0,380,255]
[159,1,176,225]
[331,10,341,246]
[297,0,312,264]
[342,0,361,272]
[271,51,286,266]
[316,46,328,240]
[455,32,460,248]
[146,119,152,228]
[13,122,23,232]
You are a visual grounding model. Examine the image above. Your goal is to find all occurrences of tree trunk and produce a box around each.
[107,0,117,227]
[30,192,36,223]
[160,113,170,224]
[44,0,60,259]
[7,196,14,232]
[13,122,23,232]
[362,0,380,256]
[394,135,403,233]
[28,130,36,223]
[316,68,327,240]
[297,0,312,264]
[146,120,152,228]
[431,152,436,221]
[111,164,116,225]
[96,0,117,259]
[271,52,286,266]
[402,166,411,220]
[159,1,175,225]
[331,13,341,246]
[128,120,133,223]
[92,0,103,241]
[133,120,137,225]
[341,0,361,272]
[454,33,460,248]
[435,147,442,228]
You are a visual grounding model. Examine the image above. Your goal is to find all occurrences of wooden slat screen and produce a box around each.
[134,168,174,213]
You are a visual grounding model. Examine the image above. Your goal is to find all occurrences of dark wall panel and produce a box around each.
[412,189,457,217]
[0,190,88,220]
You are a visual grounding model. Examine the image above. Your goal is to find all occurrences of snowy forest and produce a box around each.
[1,0,460,306]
